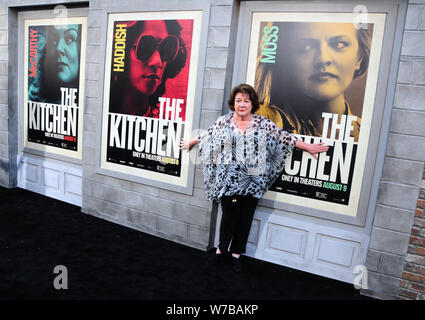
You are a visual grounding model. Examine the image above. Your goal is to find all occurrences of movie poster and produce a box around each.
[24,17,87,159]
[100,12,202,188]
[246,12,386,216]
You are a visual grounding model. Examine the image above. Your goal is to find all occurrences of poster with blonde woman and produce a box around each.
[246,13,386,216]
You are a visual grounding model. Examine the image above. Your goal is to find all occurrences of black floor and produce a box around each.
[0,186,373,301]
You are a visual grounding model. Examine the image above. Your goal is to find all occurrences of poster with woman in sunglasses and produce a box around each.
[101,12,202,187]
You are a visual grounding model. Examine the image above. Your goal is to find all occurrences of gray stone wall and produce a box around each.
[0,0,9,187]
[81,0,234,250]
[364,0,425,300]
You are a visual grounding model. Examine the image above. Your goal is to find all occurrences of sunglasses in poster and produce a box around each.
[135,35,179,63]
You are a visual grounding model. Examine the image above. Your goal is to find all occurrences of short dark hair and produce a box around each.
[228,84,260,113]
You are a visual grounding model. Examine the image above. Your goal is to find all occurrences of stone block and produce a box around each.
[85,80,100,98]
[0,61,7,75]
[199,109,221,129]
[394,84,425,111]
[420,6,425,30]
[188,224,210,246]
[397,60,413,84]
[143,193,208,227]
[156,215,188,240]
[378,181,420,211]
[94,182,145,211]
[0,144,8,158]
[0,47,7,61]
[379,253,405,278]
[210,5,232,27]
[88,10,105,28]
[128,208,156,231]
[158,187,192,205]
[374,204,415,233]
[390,109,425,136]
[83,114,97,133]
[190,187,211,209]
[365,249,381,272]
[401,31,425,56]
[201,88,225,110]
[194,169,205,189]
[381,157,424,186]
[85,97,100,115]
[85,63,100,81]
[386,133,425,162]
[87,27,103,46]
[0,14,7,30]
[130,182,160,197]
[0,103,6,117]
[0,90,7,104]
[412,60,425,84]
[203,68,226,90]
[0,131,6,144]
[206,48,228,68]
[0,118,7,131]
[82,194,104,213]
[366,271,401,296]
[82,146,96,165]
[83,131,97,148]
[405,5,421,29]
[0,75,7,89]
[103,200,131,221]
[0,30,7,45]
[0,169,8,187]
[369,227,410,256]
[208,26,231,48]
[86,46,101,64]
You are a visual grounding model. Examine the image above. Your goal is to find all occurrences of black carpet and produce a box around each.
[0,186,373,300]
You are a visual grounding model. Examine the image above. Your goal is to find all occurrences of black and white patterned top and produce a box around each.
[198,112,298,201]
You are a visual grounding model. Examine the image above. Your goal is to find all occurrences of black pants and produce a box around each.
[218,195,259,254]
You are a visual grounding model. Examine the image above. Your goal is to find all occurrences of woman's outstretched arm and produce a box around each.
[295,139,329,159]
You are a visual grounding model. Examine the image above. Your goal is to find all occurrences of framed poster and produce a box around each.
[246,12,386,217]
[23,17,87,159]
[100,11,202,189]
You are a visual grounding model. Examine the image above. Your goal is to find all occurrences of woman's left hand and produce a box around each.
[307,143,329,159]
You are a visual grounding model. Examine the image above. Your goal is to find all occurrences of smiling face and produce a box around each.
[234,92,253,118]
[129,20,168,97]
[46,25,80,84]
[281,22,361,102]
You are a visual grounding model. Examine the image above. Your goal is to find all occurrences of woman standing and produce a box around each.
[180,84,328,272]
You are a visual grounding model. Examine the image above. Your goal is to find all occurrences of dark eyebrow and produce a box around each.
[329,35,352,41]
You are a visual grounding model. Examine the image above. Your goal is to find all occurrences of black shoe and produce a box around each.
[207,250,225,265]
[232,256,243,273]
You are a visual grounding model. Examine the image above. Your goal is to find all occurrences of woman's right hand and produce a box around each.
[180,137,200,151]
[179,139,190,150]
